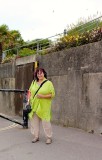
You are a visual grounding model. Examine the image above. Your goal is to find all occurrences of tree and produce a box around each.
[0,24,24,60]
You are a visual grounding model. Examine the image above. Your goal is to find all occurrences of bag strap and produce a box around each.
[33,80,48,98]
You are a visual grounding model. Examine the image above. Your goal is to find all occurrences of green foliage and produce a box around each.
[20,38,51,51]
[18,48,36,57]
[2,48,36,63]
[1,16,102,62]
[1,54,16,64]
[67,19,102,36]
[0,24,24,56]
[54,26,102,52]
[0,24,9,36]
[53,17,102,52]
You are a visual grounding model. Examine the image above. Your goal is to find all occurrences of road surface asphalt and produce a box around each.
[0,115,102,160]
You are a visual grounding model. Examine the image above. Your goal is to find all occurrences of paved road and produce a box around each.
[0,115,102,160]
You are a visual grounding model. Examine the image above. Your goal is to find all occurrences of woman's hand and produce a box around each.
[37,94,52,99]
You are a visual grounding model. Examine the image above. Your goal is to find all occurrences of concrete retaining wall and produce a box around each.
[37,40,102,133]
[0,62,15,115]
[0,41,102,133]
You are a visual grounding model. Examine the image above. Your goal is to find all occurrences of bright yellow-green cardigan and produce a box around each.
[29,78,55,121]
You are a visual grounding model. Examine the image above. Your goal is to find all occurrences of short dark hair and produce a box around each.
[34,68,47,81]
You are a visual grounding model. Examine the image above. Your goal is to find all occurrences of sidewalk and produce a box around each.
[0,116,102,160]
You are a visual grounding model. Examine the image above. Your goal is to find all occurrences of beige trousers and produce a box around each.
[30,113,52,138]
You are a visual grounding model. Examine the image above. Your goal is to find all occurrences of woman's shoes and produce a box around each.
[46,138,52,144]
[32,137,39,143]
[32,137,52,144]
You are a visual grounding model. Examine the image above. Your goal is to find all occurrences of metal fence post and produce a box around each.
[37,42,39,54]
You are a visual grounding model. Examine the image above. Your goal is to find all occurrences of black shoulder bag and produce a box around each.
[26,80,48,113]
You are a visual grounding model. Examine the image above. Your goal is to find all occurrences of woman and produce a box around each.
[29,68,55,144]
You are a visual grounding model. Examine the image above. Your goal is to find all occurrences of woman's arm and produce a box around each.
[37,93,52,99]
[36,81,55,99]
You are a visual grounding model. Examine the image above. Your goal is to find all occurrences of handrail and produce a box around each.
[0,89,25,93]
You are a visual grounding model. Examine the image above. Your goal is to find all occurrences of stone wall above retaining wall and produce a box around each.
[16,55,36,66]
[37,40,102,75]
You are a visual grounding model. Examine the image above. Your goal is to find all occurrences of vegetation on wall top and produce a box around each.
[1,16,102,63]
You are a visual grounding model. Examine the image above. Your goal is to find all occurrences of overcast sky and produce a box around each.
[0,0,101,41]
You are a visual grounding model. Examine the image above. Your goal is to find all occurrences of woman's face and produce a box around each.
[37,70,45,81]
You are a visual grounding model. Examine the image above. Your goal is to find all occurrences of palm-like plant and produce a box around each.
[0,24,24,62]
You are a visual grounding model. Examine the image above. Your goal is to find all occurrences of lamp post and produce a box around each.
[64,29,67,36]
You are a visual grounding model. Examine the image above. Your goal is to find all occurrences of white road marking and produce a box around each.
[0,113,19,131]
[0,123,18,131]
